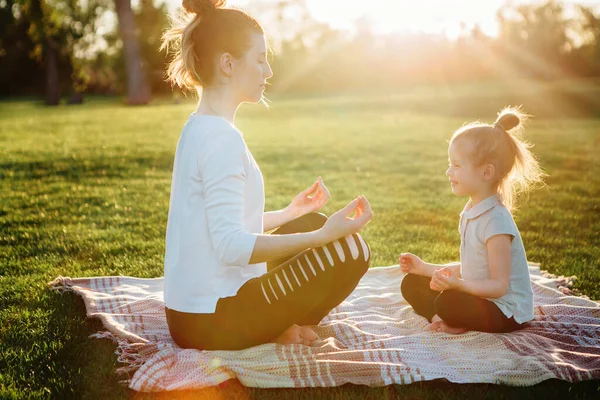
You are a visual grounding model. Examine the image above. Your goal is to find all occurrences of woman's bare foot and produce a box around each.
[273,324,318,346]
[427,315,468,334]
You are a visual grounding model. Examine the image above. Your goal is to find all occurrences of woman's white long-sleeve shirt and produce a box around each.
[164,114,266,313]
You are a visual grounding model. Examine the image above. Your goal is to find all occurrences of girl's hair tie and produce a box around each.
[493,121,506,132]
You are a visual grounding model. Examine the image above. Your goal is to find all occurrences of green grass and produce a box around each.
[1,81,599,398]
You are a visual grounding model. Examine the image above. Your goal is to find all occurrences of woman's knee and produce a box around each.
[279,212,327,234]
[331,233,370,276]
[302,212,327,230]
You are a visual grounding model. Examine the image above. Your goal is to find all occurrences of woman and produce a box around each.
[162,0,373,351]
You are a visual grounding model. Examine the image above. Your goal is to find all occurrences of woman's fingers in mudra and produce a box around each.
[308,177,330,210]
[322,196,373,241]
[348,196,373,227]
[291,177,330,214]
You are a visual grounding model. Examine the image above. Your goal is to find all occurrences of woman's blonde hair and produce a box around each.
[450,107,546,212]
[160,0,263,94]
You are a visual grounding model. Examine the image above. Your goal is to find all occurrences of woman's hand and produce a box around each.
[430,267,460,292]
[399,253,427,275]
[318,195,373,243]
[286,177,330,219]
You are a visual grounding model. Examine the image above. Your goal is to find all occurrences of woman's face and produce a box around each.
[233,33,273,104]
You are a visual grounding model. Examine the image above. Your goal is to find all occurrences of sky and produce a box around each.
[167,0,600,39]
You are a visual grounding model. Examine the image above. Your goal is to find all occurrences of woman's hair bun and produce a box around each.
[182,0,226,16]
[495,107,523,132]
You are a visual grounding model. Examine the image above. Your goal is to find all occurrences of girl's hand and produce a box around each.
[318,196,373,243]
[430,267,460,291]
[287,177,330,218]
[399,253,426,275]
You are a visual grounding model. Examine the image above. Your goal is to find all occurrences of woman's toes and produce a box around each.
[273,325,318,346]
[273,324,302,345]
[299,326,318,342]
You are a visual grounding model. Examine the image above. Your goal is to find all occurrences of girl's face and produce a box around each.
[446,141,486,197]
[233,33,273,104]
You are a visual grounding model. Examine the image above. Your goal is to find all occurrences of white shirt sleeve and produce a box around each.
[198,129,258,266]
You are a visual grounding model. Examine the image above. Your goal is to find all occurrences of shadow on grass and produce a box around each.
[48,291,131,398]
[125,376,600,399]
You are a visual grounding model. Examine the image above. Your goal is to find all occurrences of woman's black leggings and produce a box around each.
[166,213,371,350]
[401,273,522,333]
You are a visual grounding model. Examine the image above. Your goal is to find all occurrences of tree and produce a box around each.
[577,5,600,75]
[135,0,170,93]
[115,0,151,104]
[497,1,571,79]
[27,0,61,104]
[0,0,44,96]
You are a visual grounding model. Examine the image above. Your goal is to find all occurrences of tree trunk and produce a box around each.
[44,37,60,105]
[115,0,151,105]
[29,0,60,105]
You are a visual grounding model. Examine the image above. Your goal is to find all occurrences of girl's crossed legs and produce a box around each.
[400,273,522,333]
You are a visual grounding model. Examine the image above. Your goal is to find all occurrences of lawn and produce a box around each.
[1,80,599,398]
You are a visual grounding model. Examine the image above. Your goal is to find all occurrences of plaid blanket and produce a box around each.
[49,264,600,392]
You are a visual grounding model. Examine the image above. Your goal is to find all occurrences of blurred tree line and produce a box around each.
[1,0,599,104]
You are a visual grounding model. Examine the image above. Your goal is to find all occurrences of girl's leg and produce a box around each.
[433,290,521,333]
[400,273,439,322]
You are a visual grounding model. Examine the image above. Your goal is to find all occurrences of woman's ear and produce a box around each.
[483,164,496,181]
[219,53,234,77]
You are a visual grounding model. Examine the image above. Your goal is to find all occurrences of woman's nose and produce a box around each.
[446,167,451,176]
[265,62,273,79]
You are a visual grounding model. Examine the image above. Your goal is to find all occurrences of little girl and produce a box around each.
[400,107,544,334]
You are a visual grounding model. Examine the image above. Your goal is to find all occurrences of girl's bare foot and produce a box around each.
[437,321,468,334]
[426,314,443,331]
[273,324,318,346]
[427,315,468,334]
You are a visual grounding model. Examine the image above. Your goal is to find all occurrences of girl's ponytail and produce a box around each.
[493,107,545,212]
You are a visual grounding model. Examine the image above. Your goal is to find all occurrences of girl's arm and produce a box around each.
[422,262,461,278]
[445,262,461,278]
[400,253,461,278]
[454,235,511,298]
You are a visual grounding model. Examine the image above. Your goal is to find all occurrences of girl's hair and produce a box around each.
[450,107,545,212]
[160,0,264,93]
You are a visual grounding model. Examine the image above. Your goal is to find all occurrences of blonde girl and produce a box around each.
[400,107,544,334]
